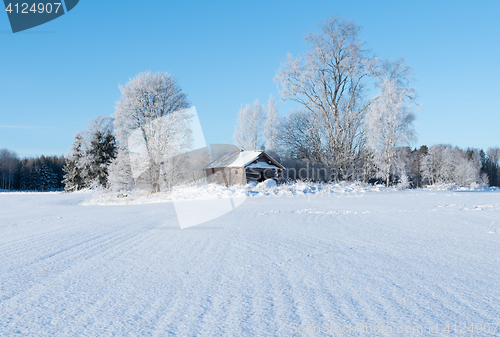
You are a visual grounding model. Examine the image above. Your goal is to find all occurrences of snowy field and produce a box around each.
[1,186,500,336]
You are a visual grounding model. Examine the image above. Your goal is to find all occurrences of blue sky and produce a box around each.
[1,0,499,157]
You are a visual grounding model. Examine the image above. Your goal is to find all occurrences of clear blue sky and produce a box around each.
[1,0,499,157]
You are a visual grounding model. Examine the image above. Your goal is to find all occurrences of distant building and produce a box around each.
[204,150,284,185]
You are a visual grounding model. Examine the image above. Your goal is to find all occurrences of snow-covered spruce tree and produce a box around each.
[233,99,266,150]
[83,116,116,188]
[113,71,191,192]
[366,72,417,187]
[64,116,117,191]
[87,129,117,188]
[63,133,88,192]
[264,94,280,156]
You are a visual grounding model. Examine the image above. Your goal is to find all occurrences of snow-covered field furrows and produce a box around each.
[0,190,499,336]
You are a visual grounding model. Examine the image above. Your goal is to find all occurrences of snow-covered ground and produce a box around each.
[1,186,500,336]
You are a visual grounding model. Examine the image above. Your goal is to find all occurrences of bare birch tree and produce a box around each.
[366,75,417,187]
[264,94,280,154]
[275,15,378,180]
[233,99,266,150]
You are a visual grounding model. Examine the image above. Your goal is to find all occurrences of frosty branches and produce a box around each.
[112,71,192,192]
[233,99,266,150]
[264,94,280,154]
[114,71,190,146]
[420,145,482,187]
[366,73,417,187]
[63,116,117,191]
[275,15,378,179]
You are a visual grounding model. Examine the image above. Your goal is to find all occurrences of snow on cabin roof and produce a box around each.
[205,150,261,169]
[229,151,264,167]
[205,150,284,169]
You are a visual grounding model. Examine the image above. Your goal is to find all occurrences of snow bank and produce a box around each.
[256,179,277,189]
[83,181,390,206]
[424,182,490,191]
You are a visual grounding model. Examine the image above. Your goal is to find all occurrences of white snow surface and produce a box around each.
[1,185,500,336]
[84,181,379,205]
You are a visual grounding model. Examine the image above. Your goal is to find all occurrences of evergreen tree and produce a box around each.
[87,130,117,188]
[63,133,87,192]
[19,159,31,190]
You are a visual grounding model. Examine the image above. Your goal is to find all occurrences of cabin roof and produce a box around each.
[205,150,284,169]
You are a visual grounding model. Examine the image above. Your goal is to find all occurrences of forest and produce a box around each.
[0,149,64,191]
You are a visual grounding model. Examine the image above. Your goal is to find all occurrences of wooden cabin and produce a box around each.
[204,150,284,186]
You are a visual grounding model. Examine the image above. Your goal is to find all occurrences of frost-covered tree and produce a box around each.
[366,74,417,187]
[421,145,482,187]
[233,99,266,150]
[421,145,454,185]
[233,104,252,150]
[63,132,87,192]
[107,147,135,191]
[264,94,280,154]
[127,110,193,191]
[113,71,191,192]
[86,117,117,188]
[87,130,117,188]
[63,116,117,191]
[276,15,379,180]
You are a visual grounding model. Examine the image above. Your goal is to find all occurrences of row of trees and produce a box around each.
[234,16,419,186]
[63,72,196,192]
[62,116,117,191]
[232,15,499,188]
[2,15,496,192]
[24,15,499,192]
[233,99,499,187]
[233,95,280,154]
[0,149,64,191]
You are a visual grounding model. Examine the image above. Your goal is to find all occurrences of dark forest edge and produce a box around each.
[0,149,64,191]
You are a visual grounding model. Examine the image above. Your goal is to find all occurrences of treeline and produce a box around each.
[0,116,117,192]
[233,15,499,189]
[6,15,500,192]
[0,149,65,191]
[272,140,500,189]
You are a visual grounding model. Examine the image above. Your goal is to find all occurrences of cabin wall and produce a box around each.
[205,167,246,186]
